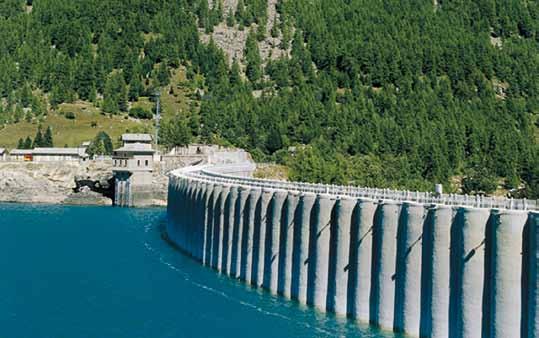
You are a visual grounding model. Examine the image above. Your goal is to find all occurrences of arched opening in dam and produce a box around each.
[0,203,400,338]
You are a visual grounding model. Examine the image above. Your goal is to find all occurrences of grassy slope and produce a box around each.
[0,68,194,149]
[0,102,151,148]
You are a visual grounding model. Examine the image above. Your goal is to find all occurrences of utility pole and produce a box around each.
[155,89,161,150]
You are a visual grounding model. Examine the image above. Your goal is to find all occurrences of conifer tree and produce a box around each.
[44,126,53,147]
[244,30,262,82]
[24,136,32,149]
[33,125,43,147]
[226,9,235,27]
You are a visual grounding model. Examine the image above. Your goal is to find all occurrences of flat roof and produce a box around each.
[10,149,33,155]
[114,143,155,153]
[0,148,5,154]
[33,148,84,155]
[122,134,153,142]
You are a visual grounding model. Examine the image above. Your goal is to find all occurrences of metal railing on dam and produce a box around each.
[166,164,539,338]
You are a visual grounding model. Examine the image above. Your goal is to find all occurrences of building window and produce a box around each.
[137,160,140,167]
[145,160,149,166]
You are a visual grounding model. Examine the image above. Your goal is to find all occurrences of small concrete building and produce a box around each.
[32,148,88,162]
[113,134,155,206]
[0,148,6,161]
[113,143,155,184]
[9,149,33,161]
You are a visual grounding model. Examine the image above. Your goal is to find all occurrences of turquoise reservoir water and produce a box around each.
[0,204,399,338]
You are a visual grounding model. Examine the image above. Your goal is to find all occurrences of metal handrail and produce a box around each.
[169,165,538,211]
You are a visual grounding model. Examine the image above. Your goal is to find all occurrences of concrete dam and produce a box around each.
[166,165,539,338]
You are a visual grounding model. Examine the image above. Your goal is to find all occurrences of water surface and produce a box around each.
[0,204,399,338]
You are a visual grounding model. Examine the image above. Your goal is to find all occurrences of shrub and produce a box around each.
[65,111,76,119]
[129,107,153,119]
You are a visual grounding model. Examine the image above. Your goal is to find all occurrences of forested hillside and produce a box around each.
[0,0,538,197]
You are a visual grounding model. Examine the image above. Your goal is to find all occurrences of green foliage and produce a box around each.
[226,9,235,27]
[23,136,32,149]
[33,125,43,147]
[244,30,262,82]
[159,117,192,148]
[64,111,75,120]
[44,126,54,147]
[129,107,153,120]
[87,131,113,156]
[462,167,498,195]
[103,73,127,114]
[0,0,537,197]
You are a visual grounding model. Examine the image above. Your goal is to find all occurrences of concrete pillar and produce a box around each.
[307,194,336,311]
[223,186,238,275]
[176,179,188,250]
[327,196,355,315]
[524,212,539,338]
[277,191,299,298]
[370,201,401,330]
[420,205,453,338]
[185,182,197,256]
[215,185,230,271]
[449,207,490,338]
[252,189,273,287]
[202,183,215,266]
[291,192,316,304]
[240,188,261,282]
[394,202,425,336]
[231,187,249,279]
[347,198,377,322]
[209,184,223,269]
[263,190,288,294]
[193,182,207,261]
[484,210,527,338]
[165,178,180,245]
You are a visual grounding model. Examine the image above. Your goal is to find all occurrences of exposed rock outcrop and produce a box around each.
[0,161,114,205]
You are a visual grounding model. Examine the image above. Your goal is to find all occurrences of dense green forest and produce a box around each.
[0,0,538,197]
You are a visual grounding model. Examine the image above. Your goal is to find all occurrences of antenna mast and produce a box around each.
[155,89,161,149]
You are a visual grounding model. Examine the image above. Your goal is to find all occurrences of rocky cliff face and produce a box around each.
[0,161,115,205]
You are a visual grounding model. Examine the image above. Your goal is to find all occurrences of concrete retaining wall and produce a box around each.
[167,174,538,338]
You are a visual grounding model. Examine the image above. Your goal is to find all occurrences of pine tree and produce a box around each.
[128,76,143,102]
[226,8,235,27]
[270,15,279,38]
[17,138,24,149]
[44,126,53,147]
[76,55,95,101]
[211,0,224,26]
[155,62,170,87]
[229,58,242,85]
[235,0,246,25]
[103,75,118,114]
[24,136,32,149]
[244,30,262,82]
[118,75,128,112]
[34,125,43,147]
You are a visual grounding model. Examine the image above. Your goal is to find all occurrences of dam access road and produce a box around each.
[167,163,539,338]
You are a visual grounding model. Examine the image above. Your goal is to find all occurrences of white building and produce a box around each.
[9,149,33,161]
[7,147,88,162]
[113,134,155,206]
[113,143,155,182]
[32,148,89,162]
